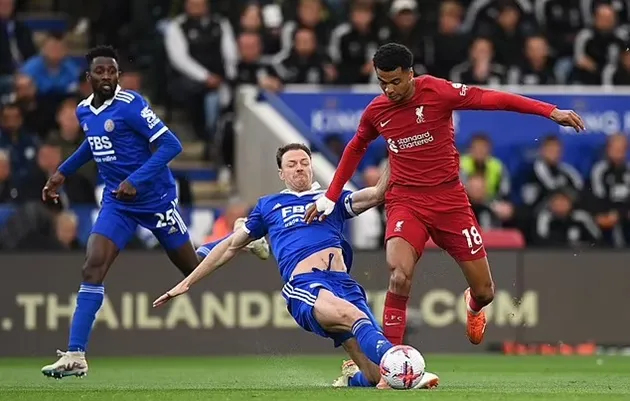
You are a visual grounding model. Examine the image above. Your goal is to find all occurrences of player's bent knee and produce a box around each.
[314,290,368,332]
[471,281,495,306]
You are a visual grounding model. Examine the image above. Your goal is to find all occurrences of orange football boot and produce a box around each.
[464,288,487,345]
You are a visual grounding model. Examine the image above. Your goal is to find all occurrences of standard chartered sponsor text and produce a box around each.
[397,132,434,149]
[13,289,537,330]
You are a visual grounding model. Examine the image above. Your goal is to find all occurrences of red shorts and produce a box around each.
[384,181,487,262]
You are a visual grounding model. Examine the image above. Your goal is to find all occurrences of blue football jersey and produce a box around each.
[243,183,358,283]
[76,86,177,212]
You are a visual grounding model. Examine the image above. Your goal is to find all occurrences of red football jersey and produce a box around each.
[325,75,556,201]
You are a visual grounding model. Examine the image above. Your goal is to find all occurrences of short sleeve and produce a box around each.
[243,200,268,239]
[123,93,170,143]
[338,190,358,220]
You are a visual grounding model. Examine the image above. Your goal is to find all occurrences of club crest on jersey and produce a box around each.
[104,119,115,132]
[416,106,424,123]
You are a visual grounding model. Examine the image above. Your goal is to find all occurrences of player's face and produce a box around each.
[88,57,119,99]
[279,149,313,192]
[376,67,414,102]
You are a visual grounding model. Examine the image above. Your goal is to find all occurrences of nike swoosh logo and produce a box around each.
[471,246,483,255]
[380,119,391,127]
[384,322,401,326]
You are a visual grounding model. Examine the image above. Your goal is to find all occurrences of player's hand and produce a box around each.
[112,179,137,200]
[305,195,336,224]
[153,281,190,308]
[550,109,586,132]
[42,171,65,204]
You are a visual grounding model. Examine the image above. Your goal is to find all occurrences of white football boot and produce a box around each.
[332,360,361,387]
[376,371,440,390]
[41,350,88,379]
[233,217,270,260]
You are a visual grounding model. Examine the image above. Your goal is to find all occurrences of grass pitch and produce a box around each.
[1,355,628,401]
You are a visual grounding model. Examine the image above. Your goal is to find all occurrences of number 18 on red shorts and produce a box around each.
[384,182,487,261]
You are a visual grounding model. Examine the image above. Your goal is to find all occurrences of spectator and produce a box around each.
[52,210,81,250]
[425,0,470,79]
[235,32,282,92]
[478,0,537,68]
[274,28,335,84]
[9,73,55,138]
[450,37,506,85]
[581,0,630,27]
[602,48,630,85]
[461,134,511,200]
[238,2,281,56]
[21,140,96,206]
[164,0,238,143]
[465,172,516,229]
[378,0,428,75]
[507,35,556,85]
[0,148,18,202]
[533,189,601,247]
[0,0,36,93]
[120,66,143,93]
[534,0,584,82]
[588,134,630,247]
[20,34,80,97]
[0,103,37,180]
[572,3,626,85]
[328,1,379,84]
[521,135,584,210]
[462,0,536,34]
[204,198,249,242]
[51,99,97,183]
[277,0,334,62]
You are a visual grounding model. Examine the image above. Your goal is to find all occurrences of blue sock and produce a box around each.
[348,371,374,387]
[196,235,231,259]
[68,283,105,352]
[351,318,394,365]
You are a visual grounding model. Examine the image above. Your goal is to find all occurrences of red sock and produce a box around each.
[468,294,483,313]
[382,292,408,345]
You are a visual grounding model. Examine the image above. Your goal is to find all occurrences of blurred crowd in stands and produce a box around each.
[0,0,629,250]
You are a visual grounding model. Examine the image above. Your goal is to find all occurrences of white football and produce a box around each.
[379,345,426,389]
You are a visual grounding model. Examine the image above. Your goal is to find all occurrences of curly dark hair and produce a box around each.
[372,43,413,72]
[85,45,118,66]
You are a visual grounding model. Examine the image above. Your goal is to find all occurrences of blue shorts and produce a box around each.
[92,199,190,251]
[281,270,381,348]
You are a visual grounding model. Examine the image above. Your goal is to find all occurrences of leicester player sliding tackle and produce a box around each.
[39,45,269,379]
[153,143,438,389]
[306,43,586,348]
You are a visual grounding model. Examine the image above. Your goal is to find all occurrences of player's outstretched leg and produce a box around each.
[41,234,119,378]
[383,237,419,345]
[458,257,494,345]
[314,290,394,366]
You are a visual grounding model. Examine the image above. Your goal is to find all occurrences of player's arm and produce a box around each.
[305,108,380,222]
[42,139,93,202]
[428,76,585,131]
[123,95,183,192]
[57,139,93,176]
[345,160,390,215]
[153,228,254,307]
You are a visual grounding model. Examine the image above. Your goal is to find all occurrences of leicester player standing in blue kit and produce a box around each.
[40,46,204,378]
[153,143,439,389]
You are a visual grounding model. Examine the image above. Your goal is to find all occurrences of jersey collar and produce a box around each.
[85,85,122,115]
[281,182,322,196]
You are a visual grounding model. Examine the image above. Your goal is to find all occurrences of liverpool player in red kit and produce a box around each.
[306,43,585,347]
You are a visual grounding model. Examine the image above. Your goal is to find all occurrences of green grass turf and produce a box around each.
[0,355,628,401]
